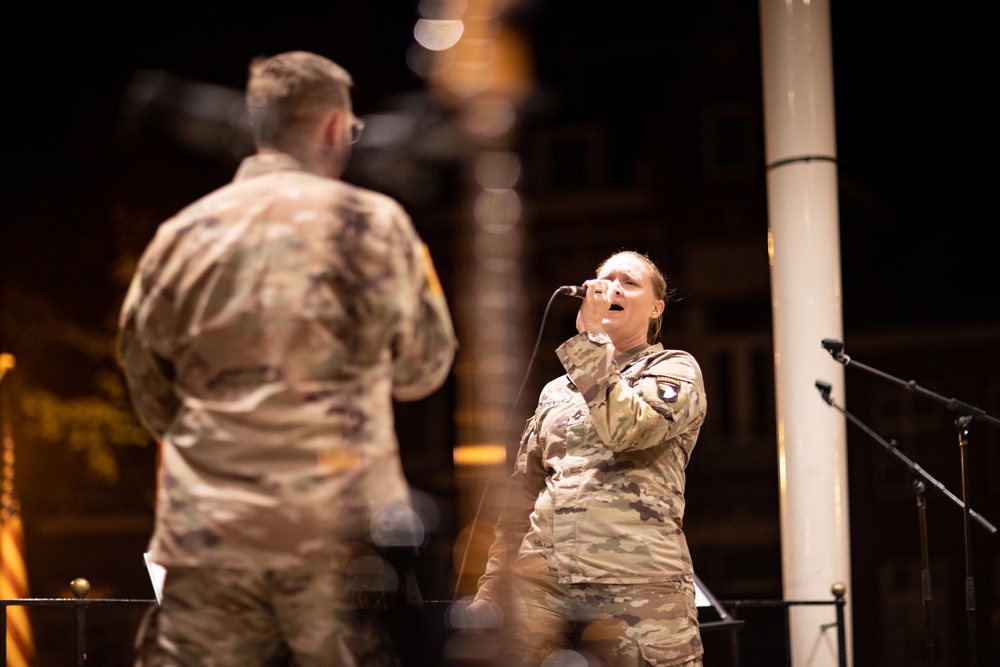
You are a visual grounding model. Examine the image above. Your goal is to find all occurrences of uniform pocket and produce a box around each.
[636,629,704,666]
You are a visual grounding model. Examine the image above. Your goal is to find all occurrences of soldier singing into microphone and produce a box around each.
[469,250,707,667]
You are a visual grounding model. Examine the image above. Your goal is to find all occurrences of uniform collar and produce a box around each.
[233,152,310,182]
[614,342,664,369]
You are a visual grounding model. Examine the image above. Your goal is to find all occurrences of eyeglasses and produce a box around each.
[350,116,365,144]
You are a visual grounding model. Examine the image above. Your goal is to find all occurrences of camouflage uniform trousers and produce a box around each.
[134,566,402,667]
[511,574,704,667]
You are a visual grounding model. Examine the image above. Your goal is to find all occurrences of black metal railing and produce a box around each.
[716,595,848,667]
[3,584,848,666]
[2,598,155,666]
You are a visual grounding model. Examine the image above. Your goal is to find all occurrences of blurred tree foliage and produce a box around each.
[1,285,150,486]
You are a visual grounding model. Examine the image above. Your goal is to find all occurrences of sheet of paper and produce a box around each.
[143,552,166,604]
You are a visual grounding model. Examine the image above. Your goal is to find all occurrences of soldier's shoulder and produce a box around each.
[644,348,702,380]
[294,176,408,220]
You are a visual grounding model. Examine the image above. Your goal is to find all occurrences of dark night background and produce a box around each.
[1,1,997,665]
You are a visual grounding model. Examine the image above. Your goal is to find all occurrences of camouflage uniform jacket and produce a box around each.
[118,153,457,570]
[478,328,706,597]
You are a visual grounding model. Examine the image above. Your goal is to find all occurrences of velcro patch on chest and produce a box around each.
[656,377,681,403]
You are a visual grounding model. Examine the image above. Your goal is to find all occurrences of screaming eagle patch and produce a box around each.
[656,377,681,403]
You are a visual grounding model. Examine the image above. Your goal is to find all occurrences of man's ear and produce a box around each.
[320,109,347,147]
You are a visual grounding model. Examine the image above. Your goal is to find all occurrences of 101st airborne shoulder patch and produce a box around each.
[656,377,681,403]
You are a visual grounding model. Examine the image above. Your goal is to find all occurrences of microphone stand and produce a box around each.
[816,381,998,667]
[914,479,933,667]
[819,340,999,667]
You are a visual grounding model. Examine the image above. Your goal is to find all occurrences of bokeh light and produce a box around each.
[474,151,521,190]
[414,19,465,51]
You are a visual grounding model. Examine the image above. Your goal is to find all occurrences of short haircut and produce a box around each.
[245,51,354,150]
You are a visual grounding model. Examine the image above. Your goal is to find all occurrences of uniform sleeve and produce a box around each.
[475,417,545,603]
[390,215,458,401]
[556,331,706,453]
[117,264,180,439]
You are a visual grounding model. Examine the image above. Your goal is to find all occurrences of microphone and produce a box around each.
[558,285,588,298]
[815,380,834,405]
[821,338,849,363]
